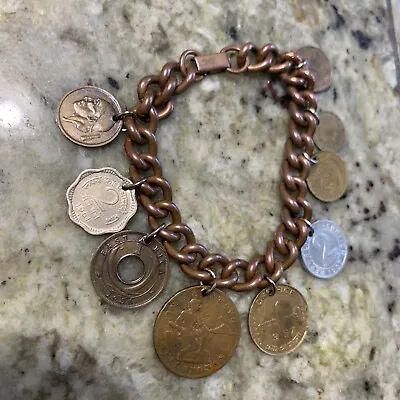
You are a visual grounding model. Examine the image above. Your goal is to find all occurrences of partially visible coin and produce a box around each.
[57,86,123,147]
[66,167,137,235]
[314,112,346,152]
[249,285,308,356]
[301,219,348,279]
[154,286,241,378]
[307,151,347,202]
[91,231,169,309]
[296,46,332,93]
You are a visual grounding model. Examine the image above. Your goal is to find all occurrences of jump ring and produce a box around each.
[140,223,167,244]
[122,178,147,191]
[220,45,250,74]
[201,267,217,295]
[113,110,136,121]
[295,60,308,69]
[303,152,318,165]
[180,49,204,82]
[305,108,320,125]
[264,275,277,296]
[300,218,315,237]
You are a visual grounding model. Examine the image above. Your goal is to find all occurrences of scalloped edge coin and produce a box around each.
[66,167,137,235]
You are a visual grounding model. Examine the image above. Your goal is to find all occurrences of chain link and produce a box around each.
[122,42,318,291]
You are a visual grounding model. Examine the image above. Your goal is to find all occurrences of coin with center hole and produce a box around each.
[248,285,308,355]
[307,151,347,202]
[301,219,348,279]
[314,112,346,152]
[153,286,241,378]
[57,86,123,147]
[91,231,169,309]
[66,168,137,235]
[296,46,332,93]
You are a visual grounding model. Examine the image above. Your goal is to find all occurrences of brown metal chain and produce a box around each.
[122,42,318,292]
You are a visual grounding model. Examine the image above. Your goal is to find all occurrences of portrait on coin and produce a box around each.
[62,96,114,135]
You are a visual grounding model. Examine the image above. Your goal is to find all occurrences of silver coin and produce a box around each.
[91,231,169,309]
[66,168,137,235]
[301,220,347,279]
[57,86,123,147]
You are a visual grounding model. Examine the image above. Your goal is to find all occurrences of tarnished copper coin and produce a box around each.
[91,231,169,309]
[153,286,241,378]
[296,46,332,93]
[248,285,308,356]
[57,86,123,147]
[307,151,348,202]
[314,112,346,153]
[67,168,137,235]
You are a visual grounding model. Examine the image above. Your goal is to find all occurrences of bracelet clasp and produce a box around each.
[194,53,231,75]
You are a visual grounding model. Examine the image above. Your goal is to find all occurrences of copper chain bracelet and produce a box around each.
[59,41,349,377]
[121,42,318,291]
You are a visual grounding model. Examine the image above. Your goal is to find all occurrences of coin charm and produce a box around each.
[314,112,346,153]
[66,167,137,235]
[301,220,348,279]
[153,286,241,378]
[248,285,308,356]
[57,86,123,147]
[91,231,169,309]
[296,46,332,93]
[307,151,347,202]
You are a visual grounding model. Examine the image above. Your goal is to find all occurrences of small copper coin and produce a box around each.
[57,86,123,147]
[314,112,346,153]
[67,168,137,235]
[153,286,241,378]
[91,231,169,309]
[307,151,348,202]
[248,285,308,356]
[296,46,332,93]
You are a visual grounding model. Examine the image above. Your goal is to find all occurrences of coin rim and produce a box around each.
[90,230,169,309]
[314,111,346,153]
[296,46,332,93]
[153,286,241,378]
[248,285,308,356]
[307,151,348,202]
[66,167,138,235]
[301,219,348,279]
[57,86,123,147]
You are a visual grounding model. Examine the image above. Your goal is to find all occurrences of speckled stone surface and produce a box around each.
[0,1,399,399]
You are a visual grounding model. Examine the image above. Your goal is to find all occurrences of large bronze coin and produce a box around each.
[57,86,123,147]
[248,285,308,356]
[91,231,169,309]
[314,112,346,153]
[153,286,241,378]
[307,151,348,202]
[296,46,332,93]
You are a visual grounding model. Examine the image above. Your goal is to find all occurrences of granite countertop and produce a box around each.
[0,0,399,399]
